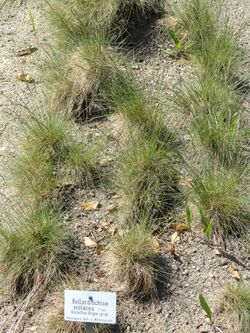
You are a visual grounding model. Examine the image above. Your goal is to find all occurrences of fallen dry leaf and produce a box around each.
[171,231,180,245]
[214,248,223,256]
[229,267,241,280]
[17,73,33,83]
[80,200,101,211]
[84,237,97,248]
[151,237,160,253]
[173,223,189,232]
[17,46,37,57]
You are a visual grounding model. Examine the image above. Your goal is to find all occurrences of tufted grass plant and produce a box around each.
[192,164,250,240]
[42,34,124,116]
[47,0,165,46]
[175,0,243,80]
[175,0,219,49]
[116,128,180,222]
[195,26,244,81]
[219,283,250,333]
[173,74,247,166]
[12,110,100,203]
[0,205,70,298]
[109,216,163,298]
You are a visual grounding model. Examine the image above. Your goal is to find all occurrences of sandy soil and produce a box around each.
[0,1,249,332]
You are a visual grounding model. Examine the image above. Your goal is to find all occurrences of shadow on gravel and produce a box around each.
[112,3,165,60]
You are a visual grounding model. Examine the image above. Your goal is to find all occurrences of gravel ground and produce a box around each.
[0,1,249,332]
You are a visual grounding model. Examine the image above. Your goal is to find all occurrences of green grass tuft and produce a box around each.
[174,75,247,165]
[0,205,70,297]
[192,165,249,240]
[175,0,243,80]
[109,218,163,298]
[116,128,179,222]
[12,110,99,203]
[219,283,250,333]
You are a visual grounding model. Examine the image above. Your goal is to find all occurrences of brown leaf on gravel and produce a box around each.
[84,237,97,248]
[214,248,223,256]
[173,223,189,232]
[17,46,37,56]
[80,200,101,211]
[17,73,33,83]
[229,267,241,280]
[170,231,180,244]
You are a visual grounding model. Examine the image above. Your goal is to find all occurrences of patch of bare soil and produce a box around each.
[0,1,249,333]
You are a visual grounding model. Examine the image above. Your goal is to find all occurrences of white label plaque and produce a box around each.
[64,290,117,324]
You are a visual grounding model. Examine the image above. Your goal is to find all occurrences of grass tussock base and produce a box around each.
[175,0,244,80]
[219,283,250,333]
[192,165,249,240]
[109,217,165,299]
[173,75,247,165]
[116,129,180,222]
[0,204,71,298]
[12,110,100,204]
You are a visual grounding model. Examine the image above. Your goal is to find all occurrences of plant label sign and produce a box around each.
[64,290,117,324]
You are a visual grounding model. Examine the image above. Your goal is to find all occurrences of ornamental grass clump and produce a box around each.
[192,165,249,240]
[219,283,250,333]
[42,33,124,117]
[12,110,99,203]
[176,0,243,80]
[110,218,163,298]
[0,205,70,298]
[173,75,247,166]
[116,129,179,222]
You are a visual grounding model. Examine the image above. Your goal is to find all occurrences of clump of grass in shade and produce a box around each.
[173,75,247,165]
[219,283,250,333]
[43,276,109,333]
[175,0,243,80]
[109,217,163,298]
[116,129,180,222]
[0,205,70,298]
[192,165,249,240]
[12,110,100,203]
[113,0,165,26]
